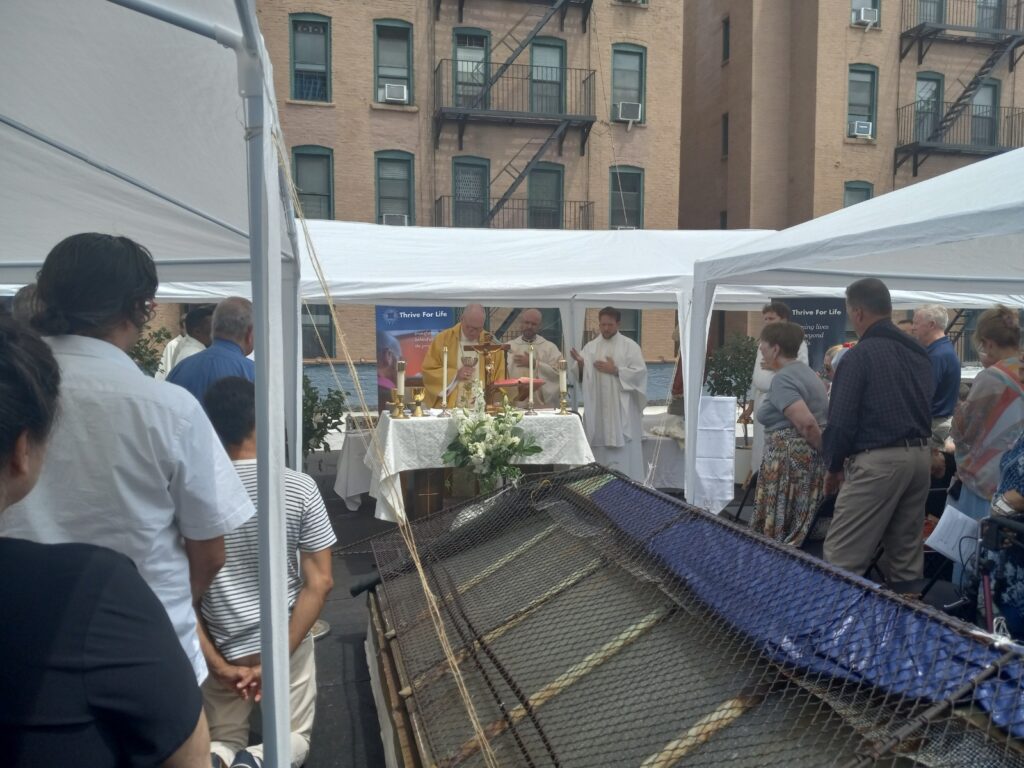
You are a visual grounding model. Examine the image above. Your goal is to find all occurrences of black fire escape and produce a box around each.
[432,0,597,226]
[895,0,1024,174]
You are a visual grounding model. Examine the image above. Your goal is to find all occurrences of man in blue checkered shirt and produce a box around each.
[822,278,934,584]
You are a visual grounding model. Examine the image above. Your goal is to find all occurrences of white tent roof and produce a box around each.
[695,148,1024,295]
[685,148,1024,512]
[151,220,773,305]
[0,0,294,284]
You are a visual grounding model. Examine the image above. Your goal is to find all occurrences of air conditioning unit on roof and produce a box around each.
[384,83,409,104]
[382,214,410,226]
[615,102,643,123]
[849,120,873,138]
[853,7,880,25]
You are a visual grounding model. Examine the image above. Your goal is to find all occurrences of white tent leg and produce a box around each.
[236,19,290,768]
[283,238,302,472]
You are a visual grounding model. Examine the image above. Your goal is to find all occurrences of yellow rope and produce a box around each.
[274,131,501,768]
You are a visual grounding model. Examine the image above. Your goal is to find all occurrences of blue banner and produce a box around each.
[375,306,453,410]
[780,298,847,373]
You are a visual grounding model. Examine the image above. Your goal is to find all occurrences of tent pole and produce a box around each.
[235,17,290,768]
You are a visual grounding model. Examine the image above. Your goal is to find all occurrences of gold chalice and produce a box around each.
[410,387,425,417]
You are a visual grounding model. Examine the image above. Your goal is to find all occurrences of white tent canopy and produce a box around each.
[1,1,298,762]
[685,148,1024,511]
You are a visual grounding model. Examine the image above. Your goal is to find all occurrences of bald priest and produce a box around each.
[422,304,507,408]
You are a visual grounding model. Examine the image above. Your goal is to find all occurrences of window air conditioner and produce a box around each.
[382,214,410,226]
[853,7,880,25]
[849,120,873,138]
[615,102,643,122]
[614,225,637,230]
[384,83,409,104]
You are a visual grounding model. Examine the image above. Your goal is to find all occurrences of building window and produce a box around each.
[719,210,728,229]
[609,166,643,229]
[292,146,333,219]
[290,14,330,102]
[850,0,879,24]
[612,44,646,122]
[972,80,999,146]
[452,156,489,228]
[618,309,641,344]
[843,180,873,207]
[721,113,729,156]
[722,17,730,61]
[528,162,564,229]
[914,72,943,142]
[453,29,489,108]
[531,38,565,114]
[376,150,414,225]
[847,64,877,137]
[375,20,412,103]
[302,304,335,358]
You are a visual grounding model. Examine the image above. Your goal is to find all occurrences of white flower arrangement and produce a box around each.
[442,380,542,493]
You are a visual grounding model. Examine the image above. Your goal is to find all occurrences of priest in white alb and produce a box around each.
[507,308,562,407]
[571,307,648,482]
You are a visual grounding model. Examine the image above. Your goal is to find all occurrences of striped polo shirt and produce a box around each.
[200,460,337,661]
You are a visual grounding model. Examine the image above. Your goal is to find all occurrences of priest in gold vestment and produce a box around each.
[422,304,507,408]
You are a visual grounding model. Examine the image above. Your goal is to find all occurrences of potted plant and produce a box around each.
[302,374,347,470]
[704,332,758,482]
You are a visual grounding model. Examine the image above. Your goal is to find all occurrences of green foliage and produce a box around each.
[704,333,758,404]
[705,333,758,445]
[302,374,347,457]
[128,326,173,376]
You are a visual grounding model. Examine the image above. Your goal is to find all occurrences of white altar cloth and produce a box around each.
[365,411,594,522]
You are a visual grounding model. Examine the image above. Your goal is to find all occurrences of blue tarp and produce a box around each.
[569,474,1024,738]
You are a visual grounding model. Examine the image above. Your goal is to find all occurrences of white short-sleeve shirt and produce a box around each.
[1,335,255,682]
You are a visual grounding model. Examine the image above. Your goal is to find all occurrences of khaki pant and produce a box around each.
[203,634,317,767]
[824,445,931,583]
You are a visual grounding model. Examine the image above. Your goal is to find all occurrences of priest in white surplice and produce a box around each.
[571,307,648,482]
[508,308,562,407]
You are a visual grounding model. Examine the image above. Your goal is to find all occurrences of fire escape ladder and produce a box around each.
[468,0,570,111]
[928,34,1024,143]
[484,120,569,224]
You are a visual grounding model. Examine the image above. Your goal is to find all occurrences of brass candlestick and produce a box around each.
[557,358,570,415]
[410,388,425,418]
[558,391,570,415]
[390,388,407,419]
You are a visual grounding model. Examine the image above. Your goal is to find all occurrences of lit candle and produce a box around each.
[442,346,448,405]
[397,359,406,397]
[558,358,567,392]
[528,345,535,404]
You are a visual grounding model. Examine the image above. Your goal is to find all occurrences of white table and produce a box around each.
[332,428,373,511]
[641,413,686,491]
[365,411,595,522]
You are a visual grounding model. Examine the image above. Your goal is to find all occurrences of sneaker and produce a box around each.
[311,618,330,640]
[211,757,226,768]
[230,750,263,768]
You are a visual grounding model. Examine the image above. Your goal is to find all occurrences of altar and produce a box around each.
[362,411,594,522]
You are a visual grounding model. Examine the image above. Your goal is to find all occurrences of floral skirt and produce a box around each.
[750,427,825,546]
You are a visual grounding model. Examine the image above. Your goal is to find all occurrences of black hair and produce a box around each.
[845,277,892,316]
[761,301,792,321]
[0,316,60,465]
[598,306,622,322]
[32,233,158,337]
[203,377,256,449]
[185,305,215,337]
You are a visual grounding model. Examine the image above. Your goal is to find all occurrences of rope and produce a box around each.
[273,131,502,768]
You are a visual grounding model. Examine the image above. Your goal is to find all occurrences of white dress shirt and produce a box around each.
[1,335,255,682]
[156,333,206,380]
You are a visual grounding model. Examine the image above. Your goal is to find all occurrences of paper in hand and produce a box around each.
[925,504,980,564]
